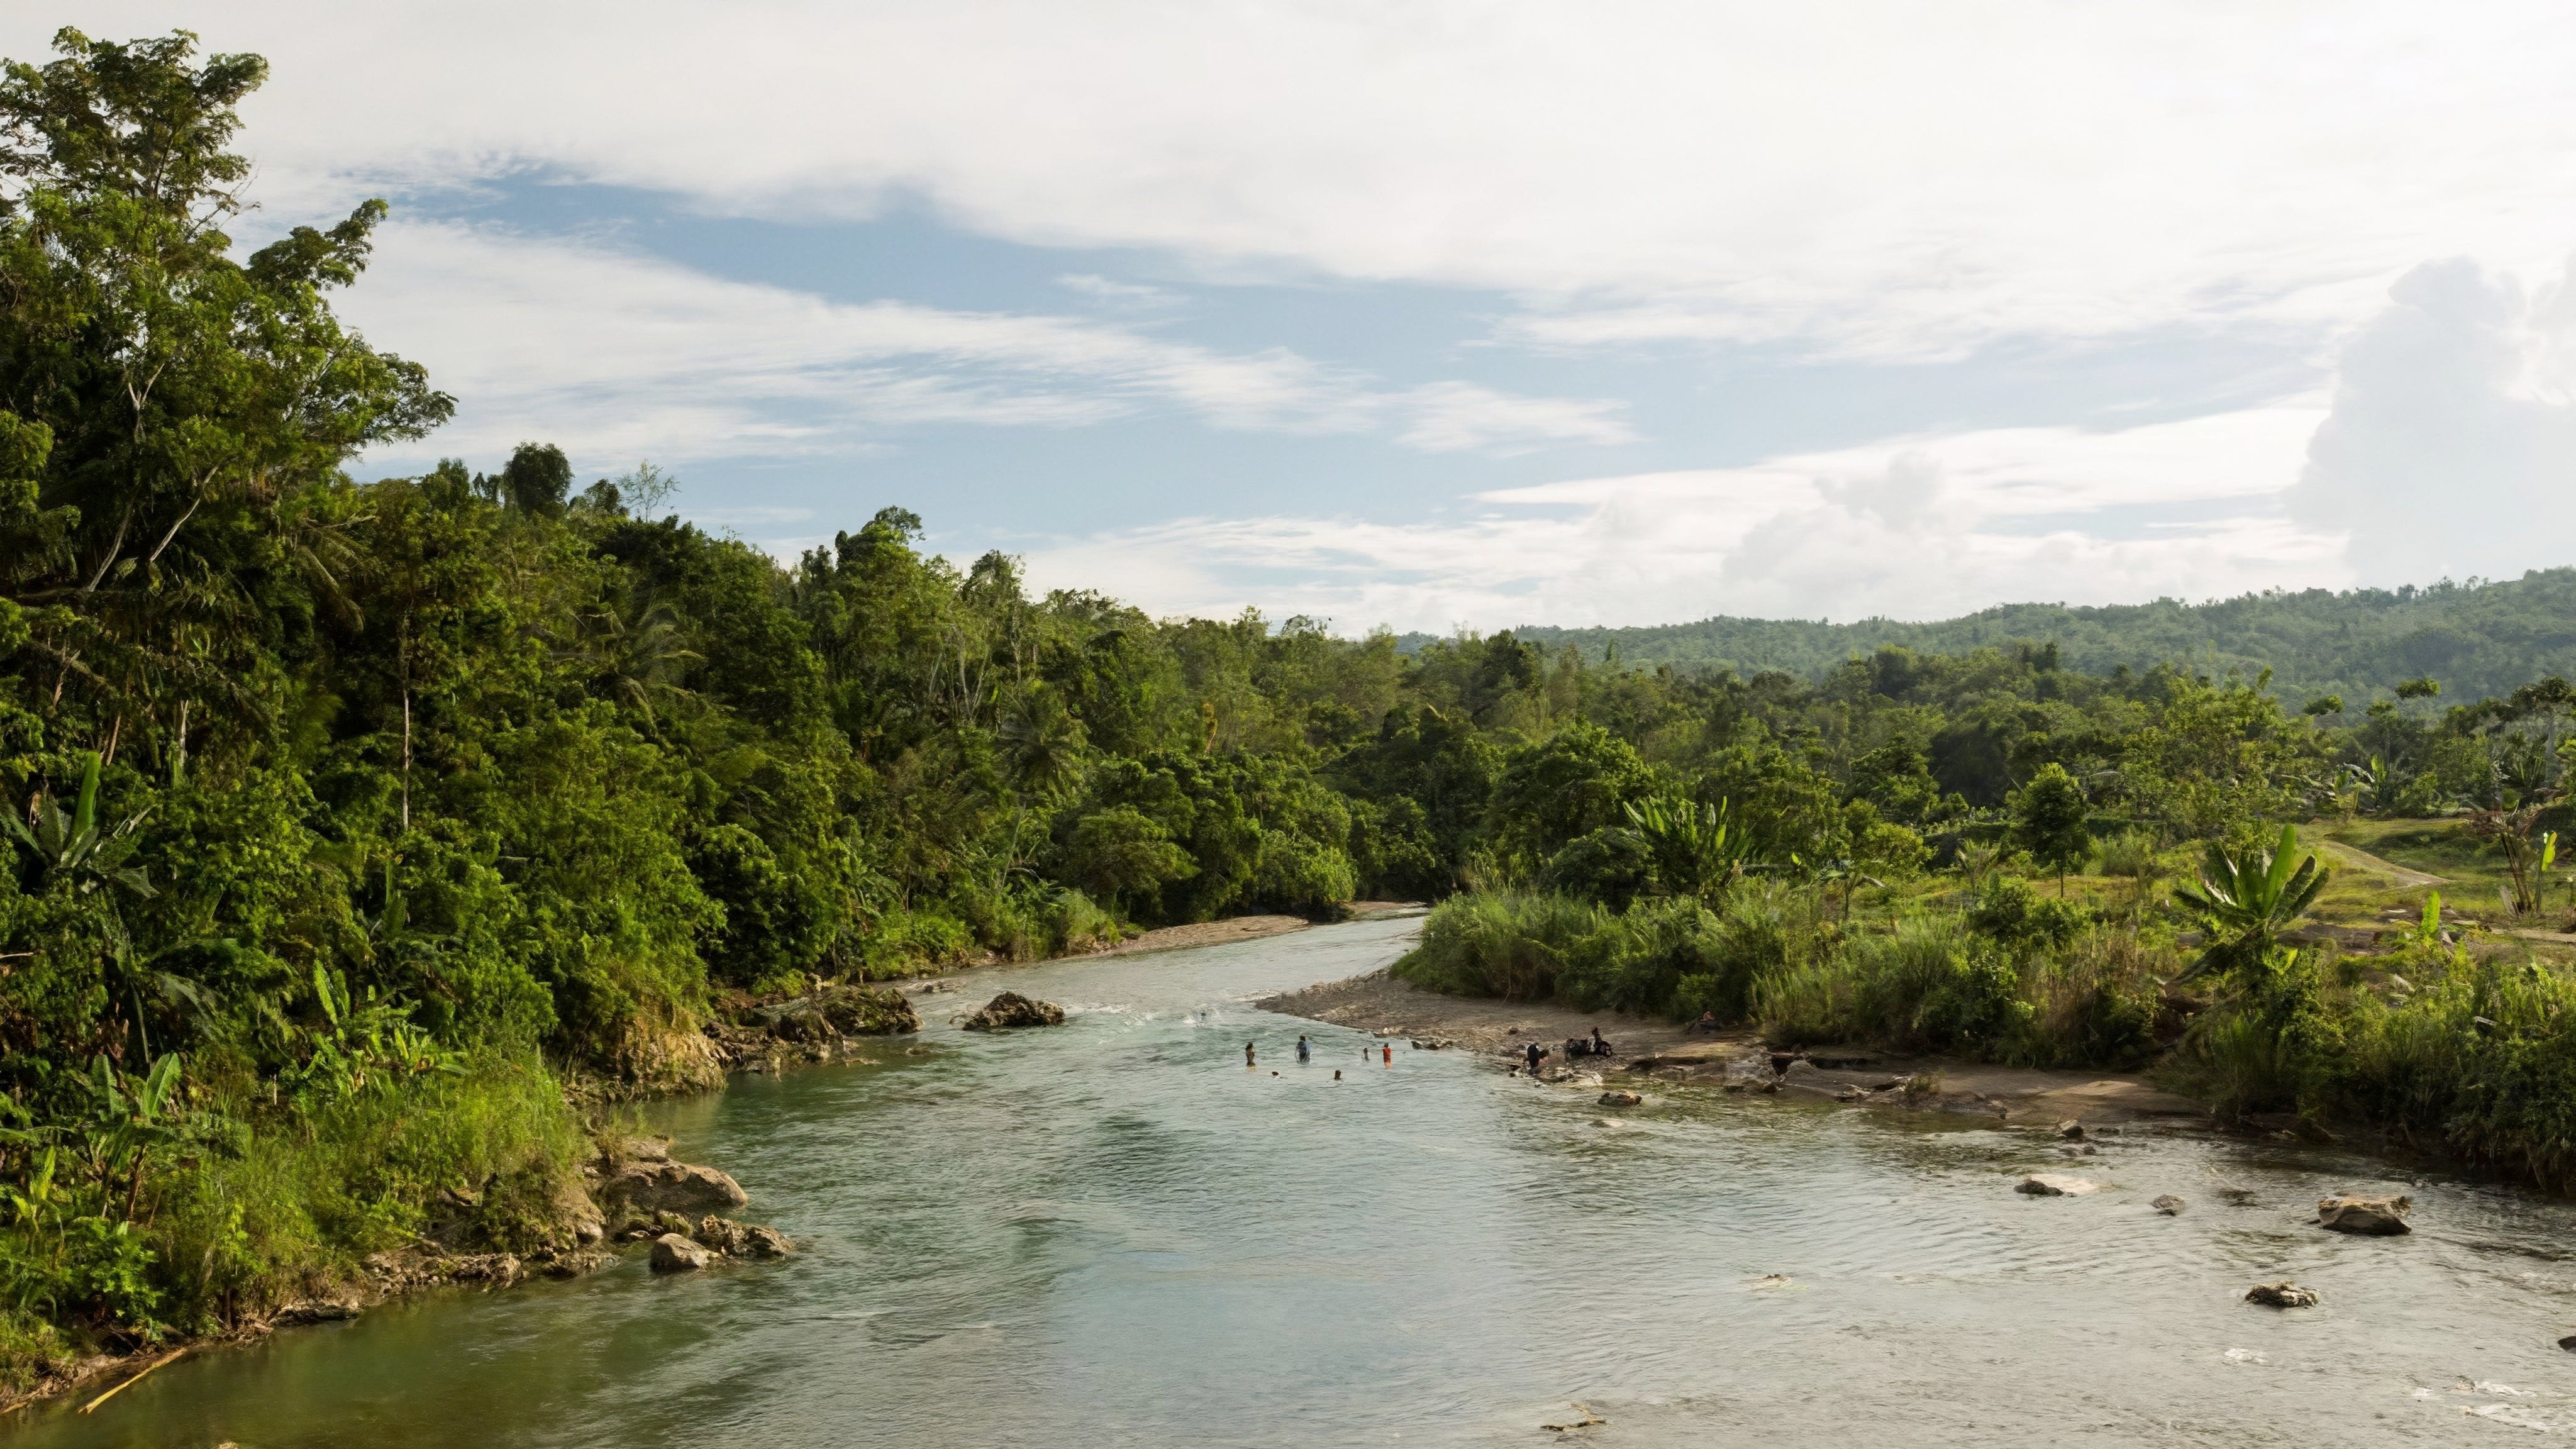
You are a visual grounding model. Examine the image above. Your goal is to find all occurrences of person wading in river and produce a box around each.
[1245,1041,1255,1069]
[1296,1035,1311,1063]
[1524,1041,1548,1077]
[1382,1042,1392,1067]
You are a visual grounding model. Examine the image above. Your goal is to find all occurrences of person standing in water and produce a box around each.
[1296,1035,1311,1063]
[1382,1042,1392,1067]
[1523,1040,1546,1077]
[1245,1041,1255,1069]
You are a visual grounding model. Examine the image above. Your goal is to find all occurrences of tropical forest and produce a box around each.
[8,21,2576,1440]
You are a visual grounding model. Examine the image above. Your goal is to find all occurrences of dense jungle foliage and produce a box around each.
[1467,568,2576,708]
[7,25,2576,1386]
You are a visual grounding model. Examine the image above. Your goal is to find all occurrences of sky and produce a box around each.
[13,3,2576,634]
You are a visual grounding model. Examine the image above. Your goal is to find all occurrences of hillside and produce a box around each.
[1401,570,2576,706]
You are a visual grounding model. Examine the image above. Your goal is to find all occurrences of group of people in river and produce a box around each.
[1248,1036,1393,1071]
[1241,1028,1611,1080]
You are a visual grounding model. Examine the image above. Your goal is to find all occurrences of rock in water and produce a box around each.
[2016,1174,2101,1196]
[694,1216,752,1255]
[2316,1194,2412,1235]
[2057,1119,2085,1140]
[601,1159,749,1218]
[2246,1280,2318,1307]
[2151,1195,2186,1216]
[650,1234,711,1273]
[962,992,1066,1031]
[743,984,922,1041]
[745,1225,794,1259]
[1599,1091,1643,1108]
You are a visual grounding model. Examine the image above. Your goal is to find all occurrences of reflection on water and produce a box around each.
[17,917,2576,1446]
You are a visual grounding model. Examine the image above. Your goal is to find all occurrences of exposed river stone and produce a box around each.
[1599,1091,1643,1108]
[2246,1280,2319,1308]
[963,992,1066,1030]
[2316,1194,2412,1235]
[2015,1174,2101,1196]
[599,1150,749,1218]
[740,984,921,1042]
[2152,1194,2186,1215]
[650,1233,712,1273]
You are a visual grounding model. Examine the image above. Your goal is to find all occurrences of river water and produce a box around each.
[17,916,2576,1446]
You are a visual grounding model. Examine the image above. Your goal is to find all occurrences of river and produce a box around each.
[16,916,2576,1446]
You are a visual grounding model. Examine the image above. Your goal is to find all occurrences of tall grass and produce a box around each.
[0,1048,587,1377]
[1393,889,1814,1018]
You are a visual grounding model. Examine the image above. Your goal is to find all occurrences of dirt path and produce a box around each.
[2317,838,2445,889]
[1259,969,2204,1128]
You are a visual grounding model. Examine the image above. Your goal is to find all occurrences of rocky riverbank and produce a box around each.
[4,1130,796,1417]
[1259,968,2204,1127]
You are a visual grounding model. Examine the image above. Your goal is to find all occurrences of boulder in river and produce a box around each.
[962,992,1066,1031]
[2316,1194,2412,1235]
[2151,1195,2186,1216]
[745,1225,794,1260]
[2245,1280,2318,1308]
[599,1157,749,1218]
[1599,1091,1643,1108]
[2015,1174,2101,1196]
[2057,1119,2086,1140]
[650,1233,711,1273]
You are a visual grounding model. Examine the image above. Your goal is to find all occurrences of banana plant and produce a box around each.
[2172,824,2326,982]
[3,752,152,899]
[1623,795,1752,898]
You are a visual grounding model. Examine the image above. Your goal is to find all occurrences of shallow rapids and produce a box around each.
[18,915,2576,1446]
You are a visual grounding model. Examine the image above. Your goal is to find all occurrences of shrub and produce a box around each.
[1393,892,1602,1001]
[2018,930,2167,1069]
[1758,919,2029,1055]
[1965,875,2086,952]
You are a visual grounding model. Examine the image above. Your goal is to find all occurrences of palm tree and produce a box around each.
[2172,824,2326,982]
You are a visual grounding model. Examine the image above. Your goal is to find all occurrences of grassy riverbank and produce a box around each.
[1396,842,2576,1188]
[0,1050,588,1390]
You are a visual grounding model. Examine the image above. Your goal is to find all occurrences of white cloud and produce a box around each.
[342,222,1630,465]
[2289,257,2576,587]
[1018,405,2344,631]
[16,2,2576,358]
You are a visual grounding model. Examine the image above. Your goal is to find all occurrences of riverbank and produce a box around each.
[1260,967,2206,1127]
[1,909,1423,1418]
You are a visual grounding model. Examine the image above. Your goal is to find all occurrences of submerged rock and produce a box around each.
[962,992,1066,1031]
[2316,1194,2412,1235]
[650,1233,711,1272]
[2246,1280,2318,1308]
[2152,1195,2187,1216]
[2016,1174,2101,1197]
[1599,1091,1643,1108]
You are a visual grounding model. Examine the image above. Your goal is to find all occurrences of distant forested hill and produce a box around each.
[1397,570,2576,706]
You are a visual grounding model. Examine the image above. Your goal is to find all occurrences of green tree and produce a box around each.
[2009,762,2091,895]
[1063,806,1194,916]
